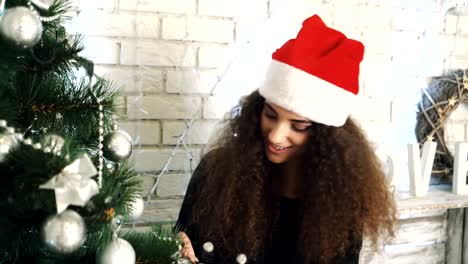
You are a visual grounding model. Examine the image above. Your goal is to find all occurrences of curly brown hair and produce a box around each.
[192,90,397,263]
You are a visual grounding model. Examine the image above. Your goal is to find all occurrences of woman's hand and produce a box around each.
[178,232,199,263]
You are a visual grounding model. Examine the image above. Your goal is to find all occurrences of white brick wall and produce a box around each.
[198,44,234,68]
[70,0,468,235]
[162,120,220,145]
[127,95,202,119]
[132,147,201,172]
[120,0,196,14]
[166,70,219,94]
[162,16,235,43]
[120,40,197,67]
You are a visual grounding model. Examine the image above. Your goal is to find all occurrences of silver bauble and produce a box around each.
[97,238,136,264]
[126,195,144,221]
[102,130,133,162]
[41,210,86,254]
[0,131,19,162]
[0,7,42,49]
[31,0,55,11]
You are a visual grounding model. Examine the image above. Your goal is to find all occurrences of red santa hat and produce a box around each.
[259,15,364,127]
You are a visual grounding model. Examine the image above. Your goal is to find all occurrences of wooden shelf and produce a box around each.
[396,184,468,217]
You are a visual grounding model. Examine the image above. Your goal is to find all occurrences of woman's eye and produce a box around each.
[292,124,311,132]
[264,112,276,119]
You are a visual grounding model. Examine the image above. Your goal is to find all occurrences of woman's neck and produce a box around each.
[272,158,305,199]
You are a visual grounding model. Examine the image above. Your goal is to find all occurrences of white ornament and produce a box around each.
[97,238,136,264]
[40,154,99,213]
[0,6,42,49]
[126,195,144,221]
[407,142,437,197]
[203,241,214,253]
[236,253,247,264]
[41,210,86,254]
[0,127,19,162]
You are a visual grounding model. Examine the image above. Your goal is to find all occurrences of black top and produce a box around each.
[175,158,362,263]
[265,196,303,263]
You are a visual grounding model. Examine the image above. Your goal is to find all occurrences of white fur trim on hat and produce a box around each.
[259,60,357,127]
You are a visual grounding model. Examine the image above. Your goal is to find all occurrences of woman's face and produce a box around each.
[260,101,312,164]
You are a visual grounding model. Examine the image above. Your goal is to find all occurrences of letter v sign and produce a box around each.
[408,142,437,197]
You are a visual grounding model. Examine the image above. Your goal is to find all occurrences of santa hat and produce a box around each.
[259,15,364,127]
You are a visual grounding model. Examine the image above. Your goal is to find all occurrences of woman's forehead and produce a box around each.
[264,101,309,121]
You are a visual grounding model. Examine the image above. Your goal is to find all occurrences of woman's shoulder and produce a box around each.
[198,147,232,167]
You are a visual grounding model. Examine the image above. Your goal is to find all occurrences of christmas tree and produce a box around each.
[0,0,179,263]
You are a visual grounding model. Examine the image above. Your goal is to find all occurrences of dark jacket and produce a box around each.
[175,157,362,264]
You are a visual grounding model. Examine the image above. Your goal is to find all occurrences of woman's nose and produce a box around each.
[268,123,288,143]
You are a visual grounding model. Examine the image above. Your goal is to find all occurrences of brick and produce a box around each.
[357,5,392,31]
[390,0,438,10]
[389,32,422,55]
[120,0,196,14]
[198,44,234,68]
[94,65,136,93]
[333,2,360,33]
[162,17,235,43]
[360,31,391,54]
[156,173,192,197]
[391,99,419,125]
[445,121,465,145]
[120,40,196,67]
[166,70,219,94]
[270,0,331,25]
[362,55,427,99]
[449,103,468,121]
[139,173,193,198]
[132,197,183,224]
[161,16,187,40]
[198,0,268,19]
[351,97,391,122]
[353,120,391,145]
[391,9,439,33]
[136,14,160,38]
[444,14,459,34]
[187,17,235,43]
[78,0,116,10]
[141,173,156,195]
[127,95,202,119]
[415,51,445,77]
[459,16,468,34]
[94,66,164,94]
[162,120,221,145]
[446,35,468,56]
[203,96,235,119]
[80,37,119,64]
[71,11,135,37]
[118,121,161,145]
[132,147,201,172]
[358,0,391,7]
[446,57,468,71]
[134,67,165,94]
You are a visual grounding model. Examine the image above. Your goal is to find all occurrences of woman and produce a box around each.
[176,15,397,263]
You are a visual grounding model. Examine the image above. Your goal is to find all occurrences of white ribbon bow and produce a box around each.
[40,154,99,213]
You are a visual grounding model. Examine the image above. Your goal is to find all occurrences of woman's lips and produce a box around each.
[267,142,291,154]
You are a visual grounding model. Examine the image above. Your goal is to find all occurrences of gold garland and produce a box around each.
[416,69,468,183]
